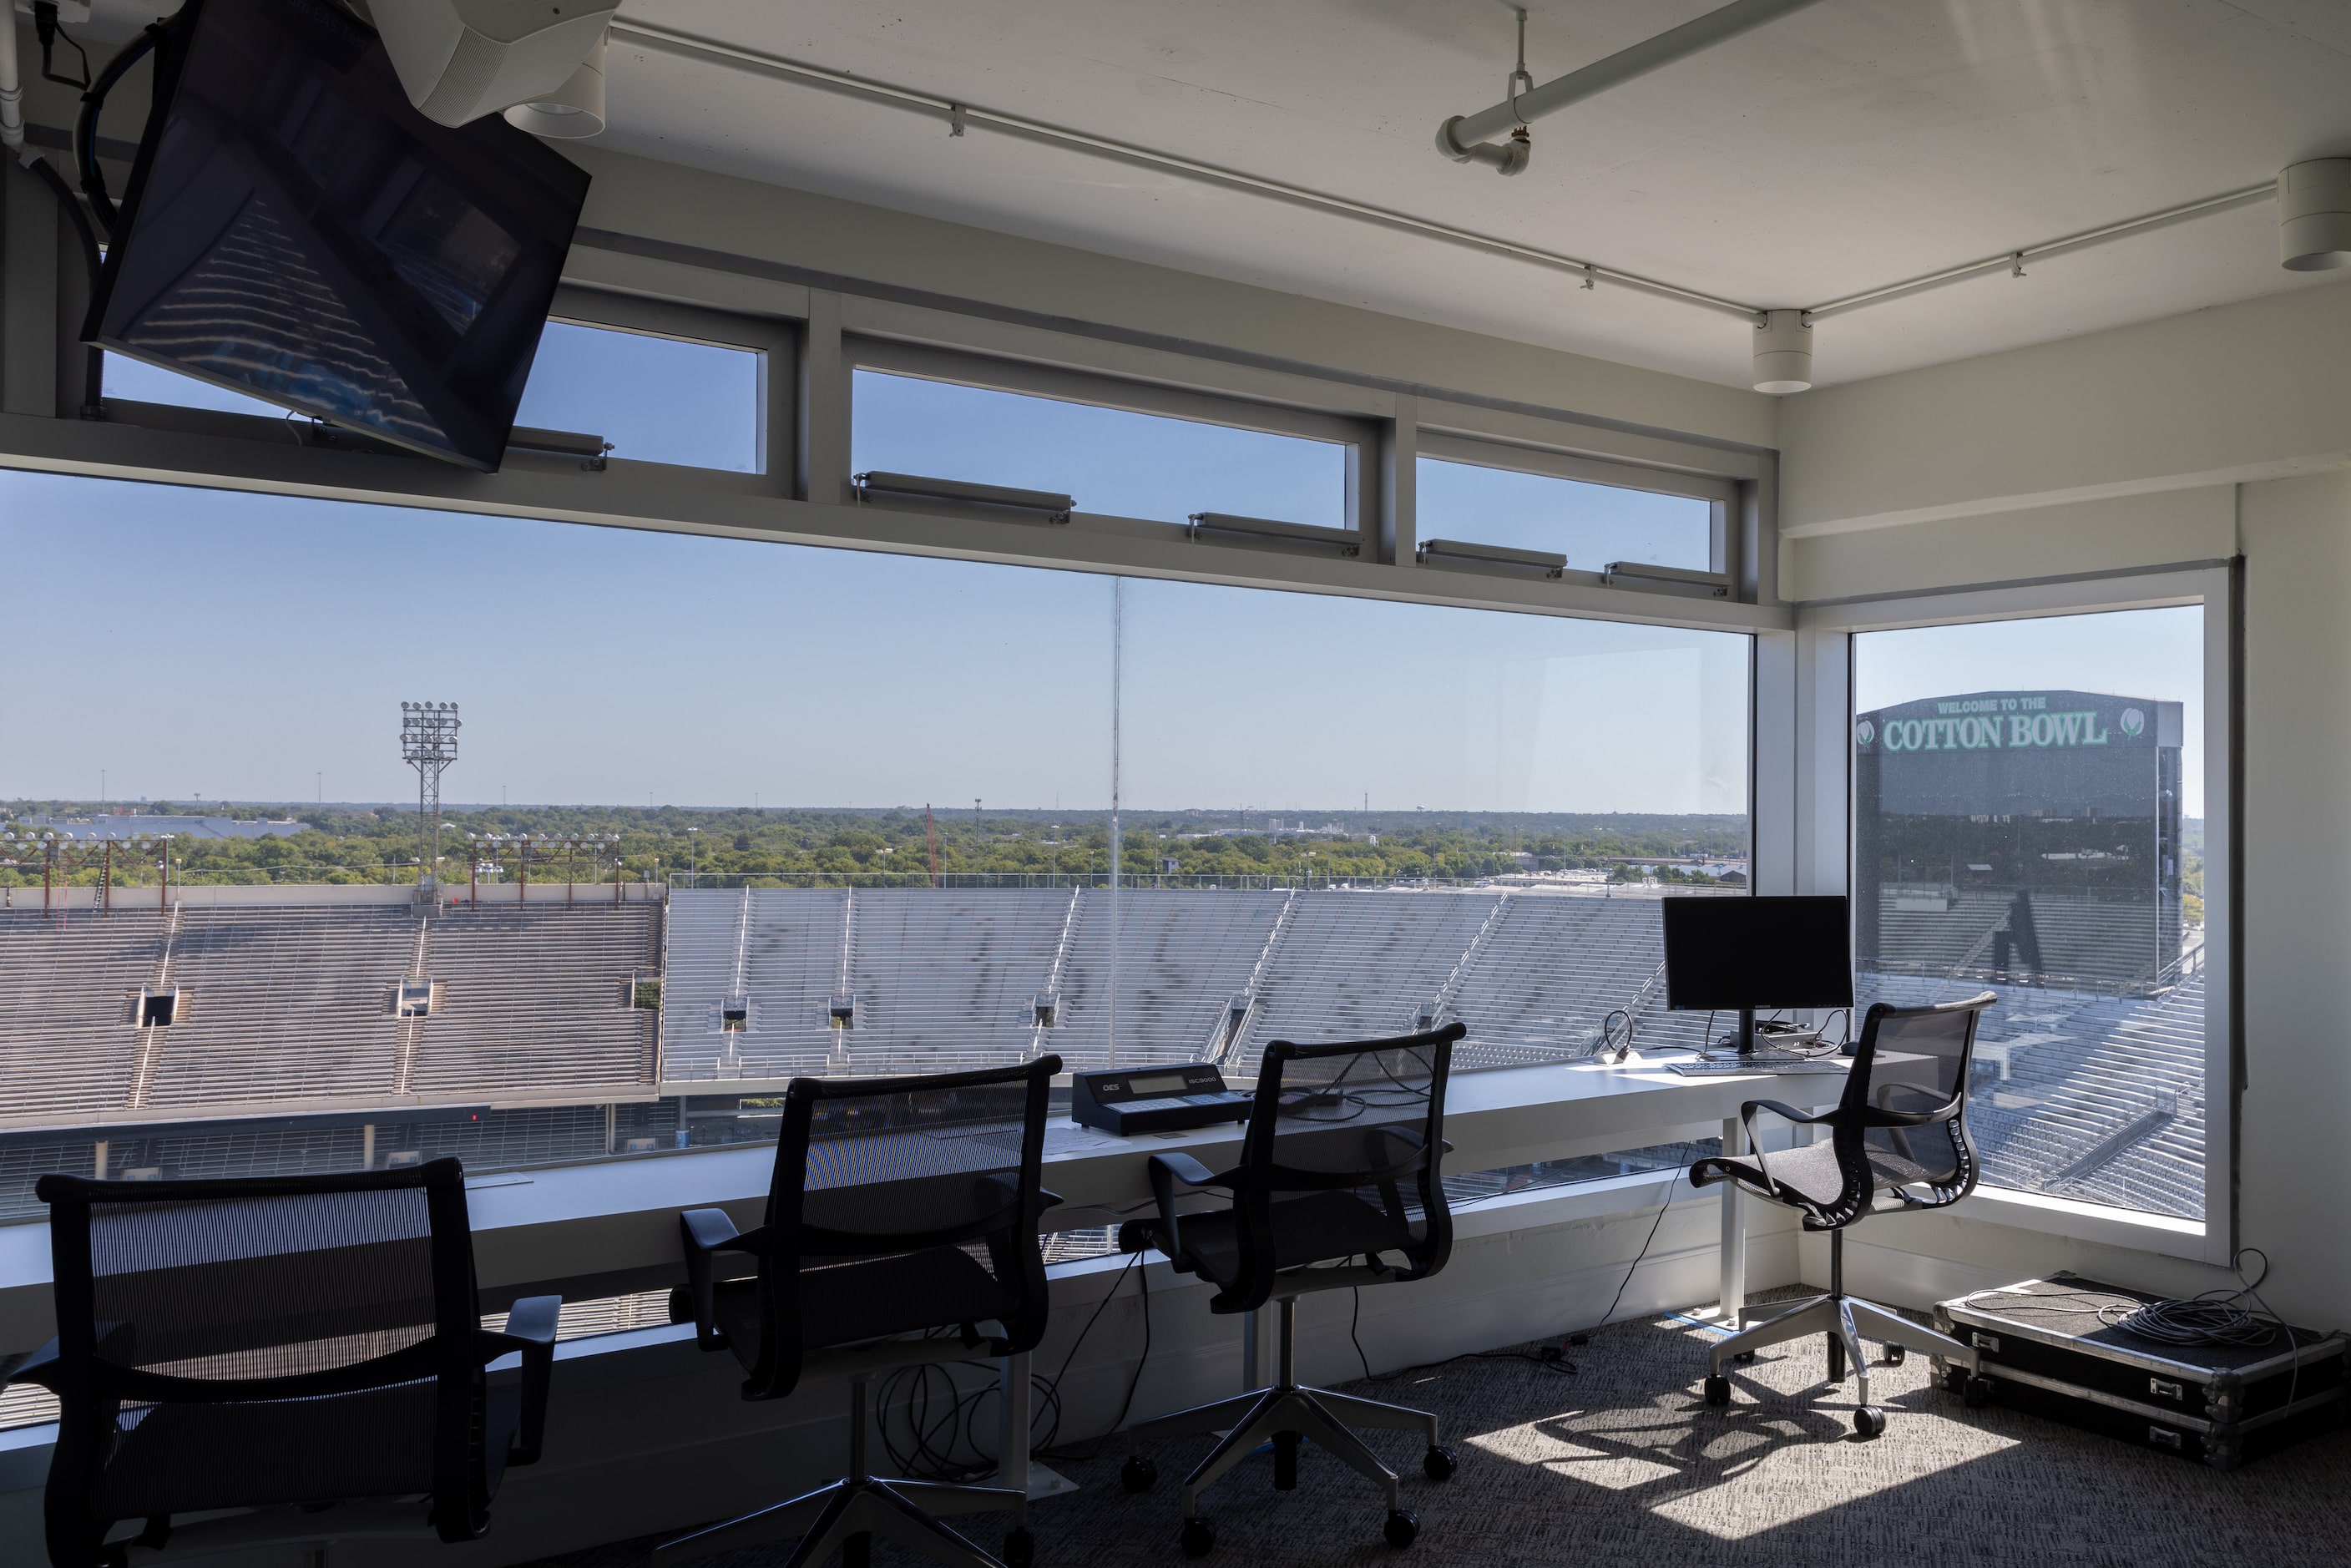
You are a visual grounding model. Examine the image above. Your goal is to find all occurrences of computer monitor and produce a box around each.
[1660,895,1853,1054]
[89,0,590,471]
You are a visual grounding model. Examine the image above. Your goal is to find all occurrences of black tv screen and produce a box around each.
[89,0,590,470]
[1660,895,1853,1012]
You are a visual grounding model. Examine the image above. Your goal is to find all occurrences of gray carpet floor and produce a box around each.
[525,1292,2351,1568]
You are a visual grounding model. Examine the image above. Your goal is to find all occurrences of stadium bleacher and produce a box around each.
[404,903,662,1098]
[658,883,1724,1081]
[0,893,663,1132]
[1861,961,2207,1220]
[0,880,2207,1225]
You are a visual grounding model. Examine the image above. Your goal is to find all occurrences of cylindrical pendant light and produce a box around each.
[2279,159,2351,271]
[1752,309,1813,393]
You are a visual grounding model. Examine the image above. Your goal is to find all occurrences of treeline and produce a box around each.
[0,802,1748,888]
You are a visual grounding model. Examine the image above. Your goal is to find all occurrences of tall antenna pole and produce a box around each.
[1109,578,1124,1069]
[400,702,460,898]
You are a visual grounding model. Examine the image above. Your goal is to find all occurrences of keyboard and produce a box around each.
[1668,1057,1849,1076]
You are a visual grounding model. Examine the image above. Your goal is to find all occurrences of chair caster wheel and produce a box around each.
[1422,1444,1456,1481]
[1853,1405,1887,1439]
[1964,1375,1995,1409]
[1730,1350,1756,1365]
[1883,1343,1907,1367]
[1180,1518,1215,1558]
[1702,1374,1732,1407]
[1120,1454,1158,1493]
[1384,1510,1420,1548]
[1002,1527,1034,1568]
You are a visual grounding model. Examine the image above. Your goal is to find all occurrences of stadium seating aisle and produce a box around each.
[144,905,414,1108]
[407,903,662,1097]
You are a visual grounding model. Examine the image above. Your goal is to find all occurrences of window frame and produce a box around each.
[1414,432,1735,578]
[543,286,795,482]
[844,335,1378,544]
[1802,565,2236,1263]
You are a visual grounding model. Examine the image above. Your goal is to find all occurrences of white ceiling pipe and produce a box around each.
[1752,310,1812,394]
[1437,0,1828,172]
[0,8,25,153]
[2278,159,2351,271]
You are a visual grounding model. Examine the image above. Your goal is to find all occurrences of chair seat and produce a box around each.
[1164,1191,1419,1293]
[712,1245,1014,1372]
[94,1379,519,1520]
[1691,1136,1954,1220]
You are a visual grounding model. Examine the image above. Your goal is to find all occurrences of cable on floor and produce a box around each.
[1037,1249,1152,1464]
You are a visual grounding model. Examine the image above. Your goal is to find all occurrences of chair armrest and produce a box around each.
[1736,1099,1830,1196]
[1146,1152,1234,1264]
[2,1341,58,1390]
[681,1206,756,1254]
[486,1296,561,1467]
[678,1208,765,1353]
[1148,1151,1226,1190]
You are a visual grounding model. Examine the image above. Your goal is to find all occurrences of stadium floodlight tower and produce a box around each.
[401,702,461,896]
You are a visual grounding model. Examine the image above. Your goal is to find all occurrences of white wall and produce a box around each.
[1778,276,2351,535]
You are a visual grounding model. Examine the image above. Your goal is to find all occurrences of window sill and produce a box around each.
[1950,1184,2216,1262]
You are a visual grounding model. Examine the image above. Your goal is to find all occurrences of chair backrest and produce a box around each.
[1838,990,1997,1202]
[35,1161,492,1563]
[1227,1023,1461,1304]
[745,1055,1059,1399]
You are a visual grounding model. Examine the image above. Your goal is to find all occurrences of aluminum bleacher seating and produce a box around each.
[143,903,415,1110]
[407,902,662,1097]
[0,909,164,1123]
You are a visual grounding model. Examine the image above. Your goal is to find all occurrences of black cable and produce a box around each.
[1038,1251,1153,1462]
[77,22,169,237]
[33,2,90,89]
[19,154,105,417]
[1586,1173,1678,1335]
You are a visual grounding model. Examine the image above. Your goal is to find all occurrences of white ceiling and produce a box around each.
[86,0,2351,389]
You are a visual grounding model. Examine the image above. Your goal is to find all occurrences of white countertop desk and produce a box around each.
[446,1047,1883,1332]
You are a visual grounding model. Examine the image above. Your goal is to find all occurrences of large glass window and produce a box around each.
[1852,606,2207,1221]
[852,368,1347,529]
[0,458,1753,1378]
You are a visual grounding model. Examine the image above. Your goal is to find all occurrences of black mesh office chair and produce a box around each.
[1119,1024,1463,1558]
[8,1160,559,1568]
[661,1056,1061,1568]
[1689,991,1997,1437]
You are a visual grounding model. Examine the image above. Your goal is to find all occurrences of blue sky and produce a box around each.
[33,327,2194,817]
[0,468,1747,813]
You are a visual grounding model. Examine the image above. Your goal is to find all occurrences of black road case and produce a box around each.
[1932,1274,2348,1469]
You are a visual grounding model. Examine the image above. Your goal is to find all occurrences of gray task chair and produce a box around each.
[1119,1024,1464,1558]
[1689,991,1998,1438]
[8,1160,559,1567]
[661,1056,1061,1568]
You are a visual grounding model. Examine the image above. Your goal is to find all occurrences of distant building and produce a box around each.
[1854,689,2184,989]
[24,814,308,841]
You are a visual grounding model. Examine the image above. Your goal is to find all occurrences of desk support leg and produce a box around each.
[999,1351,1030,1518]
[996,1351,1079,1501]
[1719,1115,1747,1328]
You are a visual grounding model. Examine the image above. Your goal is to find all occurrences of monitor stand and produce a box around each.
[1737,1006,1757,1056]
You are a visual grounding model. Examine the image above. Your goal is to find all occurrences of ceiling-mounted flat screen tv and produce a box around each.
[88,0,591,470]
